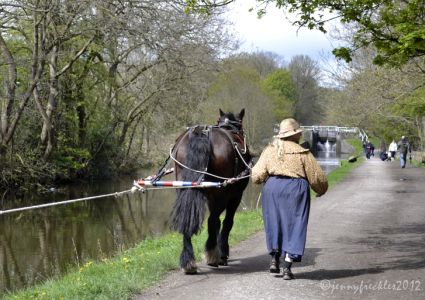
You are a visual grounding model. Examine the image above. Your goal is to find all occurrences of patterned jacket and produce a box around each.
[251,141,328,196]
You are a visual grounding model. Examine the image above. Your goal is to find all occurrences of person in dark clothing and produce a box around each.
[380,151,389,161]
[365,141,375,159]
[251,118,328,280]
[397,136,411,168]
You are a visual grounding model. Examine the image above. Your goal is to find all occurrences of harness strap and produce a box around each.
[167,125,251,183]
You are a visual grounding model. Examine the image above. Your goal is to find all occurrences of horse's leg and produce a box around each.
[205,208,223,267]
[180,233,197,274]
[218,193,242,266]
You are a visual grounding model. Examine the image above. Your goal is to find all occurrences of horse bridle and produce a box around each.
[214,113,251,175]
[217,117,243,132]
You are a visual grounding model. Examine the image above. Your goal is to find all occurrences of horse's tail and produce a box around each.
[171,127,211,236]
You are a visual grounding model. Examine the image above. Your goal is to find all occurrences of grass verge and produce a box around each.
[411,157,425,169]
[4,140,364,300]
[3,211,263,300]
[321,138,364,191]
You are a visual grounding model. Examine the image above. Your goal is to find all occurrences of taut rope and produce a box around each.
[0,189,138,216]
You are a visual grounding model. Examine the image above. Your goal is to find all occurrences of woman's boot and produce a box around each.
[269,251,280,273]
[282,261,295,280]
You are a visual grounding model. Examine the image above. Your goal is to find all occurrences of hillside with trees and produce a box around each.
[1,0,424,193]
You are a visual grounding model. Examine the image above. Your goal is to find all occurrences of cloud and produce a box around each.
[226,0,335,62]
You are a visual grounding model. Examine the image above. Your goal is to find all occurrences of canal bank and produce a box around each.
[0,137,357,294]
[2,153,363,299]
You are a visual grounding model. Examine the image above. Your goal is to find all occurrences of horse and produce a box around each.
[170,108,251,274]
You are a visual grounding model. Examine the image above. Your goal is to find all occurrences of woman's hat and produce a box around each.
[274,118,303,138]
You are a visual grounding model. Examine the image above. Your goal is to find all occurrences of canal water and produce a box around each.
[0,150,343,294]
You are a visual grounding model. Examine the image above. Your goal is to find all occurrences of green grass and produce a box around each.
[411,159,425,169]
[326,158,363,190]
[3,211,263,300]
[345,138,365,157]
[4,139,365,300]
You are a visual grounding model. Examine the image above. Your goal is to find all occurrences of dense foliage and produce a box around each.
[0,0,235,190]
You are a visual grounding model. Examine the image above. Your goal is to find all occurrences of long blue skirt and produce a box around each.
[262,176,311,262]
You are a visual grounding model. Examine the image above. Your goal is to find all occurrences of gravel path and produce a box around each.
[134,157,425,300]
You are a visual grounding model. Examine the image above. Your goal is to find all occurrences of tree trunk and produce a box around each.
[41,45,59,159]
[0,23,44,154]
[0,34,17,142]
[77,104,87,146]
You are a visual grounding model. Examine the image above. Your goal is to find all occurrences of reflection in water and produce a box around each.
[317,140,337,153]
[316,141,348,174]
[0,173,261,294]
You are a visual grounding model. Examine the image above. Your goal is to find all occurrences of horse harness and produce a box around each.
[200,124,250,179]
[162,123,250,183]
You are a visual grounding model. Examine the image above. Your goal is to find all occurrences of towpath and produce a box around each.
[134,157,425,300]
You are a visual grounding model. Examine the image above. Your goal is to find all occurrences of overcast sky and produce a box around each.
[225,1,337,64]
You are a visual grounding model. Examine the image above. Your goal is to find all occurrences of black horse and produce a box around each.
[170,109,251,274]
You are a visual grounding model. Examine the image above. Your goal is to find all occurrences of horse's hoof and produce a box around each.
[219,258,228,266]
[207,262,219,268]
[205,248,220,267]
[182,267,198,274]
[182,261,198,274]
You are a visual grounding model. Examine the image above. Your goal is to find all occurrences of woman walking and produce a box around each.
[251,118,328,280]
[388,139,397,161]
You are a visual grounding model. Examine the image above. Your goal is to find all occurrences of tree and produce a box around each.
[321,46,425,149]
[201,54,278,149]
[0,6,45,159]
[288,55,322,124]
[186,0,425,66]
[235,51,283,78]
[262,69,296,121]
[0,0,236,189]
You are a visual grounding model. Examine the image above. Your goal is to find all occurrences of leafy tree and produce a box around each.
[389,87,425,149]
[288,55,323,124]
[0,0,235,189]
[235,51,283,78]
[186,0,425,66]
[321,47,425,149]
[202,54,278,149]
[262,69,296,121]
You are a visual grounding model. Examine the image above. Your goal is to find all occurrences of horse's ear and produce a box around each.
[239,108,245,120]
[219,109,225,117]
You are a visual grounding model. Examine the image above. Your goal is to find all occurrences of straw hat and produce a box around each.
[274,118,303,138]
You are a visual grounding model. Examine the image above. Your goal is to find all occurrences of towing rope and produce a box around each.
[0,175,249,216]
[1,130,253,215]
[0,188,138,216]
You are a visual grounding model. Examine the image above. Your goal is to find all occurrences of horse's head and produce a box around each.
[217,108,245,131]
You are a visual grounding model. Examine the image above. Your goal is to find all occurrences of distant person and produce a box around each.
[362,141,367,156]
[397,136,411,168]
[251,118,328,280]
[365,141,374,159]
[379,141,387,161]
[388,140,398,161]
[379,151,389,161]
